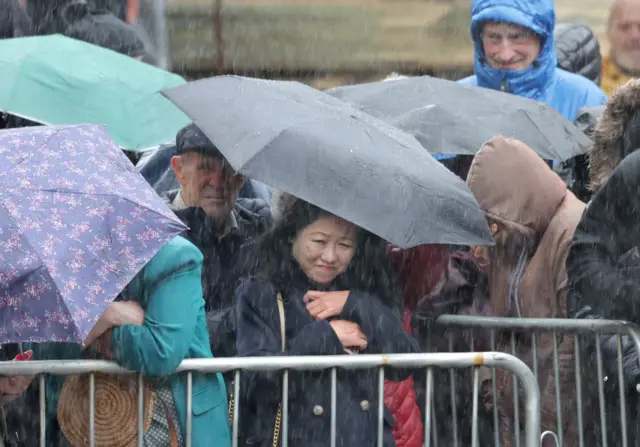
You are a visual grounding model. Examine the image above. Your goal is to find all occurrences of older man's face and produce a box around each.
[172,151,245,220]
[481,22,541,71]
[609,0,640,74]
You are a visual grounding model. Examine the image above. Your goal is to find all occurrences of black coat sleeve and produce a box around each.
[567,153,640,389]
[567,151,640,321]
[340,291,420,380]
[235,278,344,399]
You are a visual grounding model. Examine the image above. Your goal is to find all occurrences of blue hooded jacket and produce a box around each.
[459,0,607,121]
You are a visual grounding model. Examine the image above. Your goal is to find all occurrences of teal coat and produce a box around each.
[33,236,230,446]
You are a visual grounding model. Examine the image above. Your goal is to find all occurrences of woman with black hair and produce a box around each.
[235,193,419,447]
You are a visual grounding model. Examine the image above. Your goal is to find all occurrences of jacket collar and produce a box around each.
[473,57,555,99]
[167,189,239,241]
[588,77,640,192]
[602,56,631,84]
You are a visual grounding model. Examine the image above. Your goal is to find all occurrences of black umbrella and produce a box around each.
[326,75,592,161]
[163,76,492,248]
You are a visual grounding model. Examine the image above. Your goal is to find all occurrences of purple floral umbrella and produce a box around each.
[0,124,187,344]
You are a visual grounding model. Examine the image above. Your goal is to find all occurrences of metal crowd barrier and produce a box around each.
[429,315,640,447]
[0,353,540,447]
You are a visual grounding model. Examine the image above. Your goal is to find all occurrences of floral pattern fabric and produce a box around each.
[0,124,186,344]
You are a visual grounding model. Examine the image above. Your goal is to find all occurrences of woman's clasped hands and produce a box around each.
[304,290,367,353]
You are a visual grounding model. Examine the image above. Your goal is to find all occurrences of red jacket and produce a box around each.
[390,245,449,310]
[384,245,450,447]
[384,309,424,447]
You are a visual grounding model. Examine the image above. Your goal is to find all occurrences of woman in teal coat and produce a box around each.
[34,235,230,446]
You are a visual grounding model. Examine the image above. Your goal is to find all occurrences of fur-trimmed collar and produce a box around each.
[590,78,640,192]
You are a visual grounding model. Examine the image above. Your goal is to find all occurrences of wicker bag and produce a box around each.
[57,373,155,447]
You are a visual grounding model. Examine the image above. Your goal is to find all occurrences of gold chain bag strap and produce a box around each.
[229,292,286,447]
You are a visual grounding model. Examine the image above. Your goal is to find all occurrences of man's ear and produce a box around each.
[171,155,184,184]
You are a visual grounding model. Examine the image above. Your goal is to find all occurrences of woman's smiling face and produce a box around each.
[292,216,356,284]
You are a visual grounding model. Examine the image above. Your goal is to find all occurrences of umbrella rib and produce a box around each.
[520,110,555,158]
[405,176,481,208]
[227,126,290,174]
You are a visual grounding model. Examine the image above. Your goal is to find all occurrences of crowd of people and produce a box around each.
[1,0,640,446]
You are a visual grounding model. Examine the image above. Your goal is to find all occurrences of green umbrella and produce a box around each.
[0,35,190,151]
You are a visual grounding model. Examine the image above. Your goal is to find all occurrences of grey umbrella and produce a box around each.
[163,75,492,248]
[326,75,592,161]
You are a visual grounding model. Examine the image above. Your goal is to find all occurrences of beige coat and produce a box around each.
[466,136,586,446]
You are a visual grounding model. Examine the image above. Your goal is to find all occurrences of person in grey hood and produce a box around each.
[167,123,271,361]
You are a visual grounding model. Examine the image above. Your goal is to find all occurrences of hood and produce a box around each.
[470,0,557,99]
[589,78,640,193]
[467,136,567,234]
[554,22,602,85]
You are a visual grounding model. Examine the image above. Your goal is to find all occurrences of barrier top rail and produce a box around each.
[0,352,541,447]
[435,315,640,335]
[0,352,534,376]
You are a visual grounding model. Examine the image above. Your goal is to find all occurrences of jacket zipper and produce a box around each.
[501,80,509,92]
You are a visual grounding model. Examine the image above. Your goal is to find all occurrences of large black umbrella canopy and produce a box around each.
[163,76,492,248]
[326,75,592,161]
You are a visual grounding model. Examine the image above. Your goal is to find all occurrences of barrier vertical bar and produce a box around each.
[531,334,538,379]
[89,373,95,447]
[595,335,608,447]
[471,366,480,447]
[431,387,440,447]
[448,335,459,447]
[425,367,433,447]
[282,369,289,447]
[574,337,584,447]
[511,333,520,447]
[138,373,144,447]
[616,335,629,447]
[490,330,500,447]
[330,367,337,447]
[39,375,46,447]
[232,370,240,447]
[186,371,193,447]
[552,332,563,446]
[377,366,385,447]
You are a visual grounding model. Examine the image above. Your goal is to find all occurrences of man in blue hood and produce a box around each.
[459,0,607,121]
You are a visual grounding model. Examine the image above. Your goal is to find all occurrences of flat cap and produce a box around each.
[175,123,222,158]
